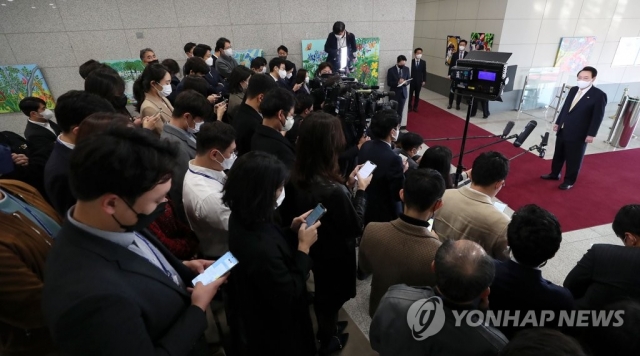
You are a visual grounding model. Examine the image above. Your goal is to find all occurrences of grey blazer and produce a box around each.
[161,124,196,223]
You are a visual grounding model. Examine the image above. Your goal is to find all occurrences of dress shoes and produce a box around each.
[456,105,461,110]
[447,104,452,109]
[559,183,573,190]
[413,107,419,112]
[540,174,560,180]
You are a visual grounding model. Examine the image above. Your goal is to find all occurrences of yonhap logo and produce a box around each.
[406,296,446,340]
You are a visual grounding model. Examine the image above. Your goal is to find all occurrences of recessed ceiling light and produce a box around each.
[31,6,36,8]
[1,3,6,6]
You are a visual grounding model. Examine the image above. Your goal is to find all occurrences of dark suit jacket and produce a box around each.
[226,214,316,356]
[490,259,576,339]
[1,131,48,198]
[24,120,61,156]
[251,124,295,169]
[324,32,357,71]
[410,58,427,85]
[555,86,608,142]
[232,103,263,156]
[161,124,196,224]
[42,220,209,356]
[204,67,223,94]
[387,66,411,99]
[357,140,405,224]
[44,141,74,216]
[564,244,640,309]
[447,51,469,77]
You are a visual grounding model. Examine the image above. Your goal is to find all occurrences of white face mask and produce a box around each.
[335,33,343,39]
[188,120,203,134]
[41,109,54,120]
[278,69,287,79]
[195,121,204,131]
[415,54,422,59]
[282,115,294,131]
[261,67,267,74]
[224,48,233,57]
[286,72,292,79]
[391,128,399,142]
[157,83,172,97]
[205,57,214,66]
[576,80,592,89]
[458,46,466,51]
[305,76,309,84]
[216,150,237,170]
[275,187,285,208]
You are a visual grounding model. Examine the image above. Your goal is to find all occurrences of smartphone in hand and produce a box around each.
[192,251,238,286]
[355,160,377,181]
[305,203,327,228]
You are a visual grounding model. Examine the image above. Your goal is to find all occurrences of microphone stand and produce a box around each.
[452,134,518,160]
[509,144,541,161]
[424,134,503,142]
[454,97,474,188]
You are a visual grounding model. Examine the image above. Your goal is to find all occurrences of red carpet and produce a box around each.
[407,101,640,232]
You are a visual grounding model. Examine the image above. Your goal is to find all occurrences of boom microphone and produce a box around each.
[501,121,515,138]
[513,120,538,147]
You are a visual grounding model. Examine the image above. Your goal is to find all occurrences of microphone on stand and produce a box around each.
[514,120,538,147]
[501,121,515,138]
[540,132,549,147]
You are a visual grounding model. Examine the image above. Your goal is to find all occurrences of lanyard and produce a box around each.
[135,233,180,286]
[6,193,55,237]
[188,169,226,185]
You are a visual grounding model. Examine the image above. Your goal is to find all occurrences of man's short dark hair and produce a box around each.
[508,205,562,267]
[173,90,212,120]
[369,109,399,140]
[139,48,154,60]
[612,204,640,240]
[404,168,445,212]
[333,21,345,34]
[84,67,125,104]
[161,58,180,76]
[184,42,196,54]
[259,88,296,118]
[184,57,210,75]
[70,126,177,204]
[196,121,236,155]
[55,90,115,133]
[471,151,509,186]
[499,328,586,356]
[215,37,230,52]
[579,66,597,78]
[435,240,495,303]
[414,48,423,53]
[459,39,468,45]
[19,97,46,116]
[268,57,285,72]
[399,132,423,152]
[79,59,102,79]
[284,60,295,71]
[397,55,407,63]
[295,94,314,115]
[277,45,288,54]
[250,57,264,69]
[245,74,277,99]
[193,44,212,59]
[181,75,210,97]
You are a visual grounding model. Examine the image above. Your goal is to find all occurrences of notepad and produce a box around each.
[494,202,508,213]
[397,78,413,87]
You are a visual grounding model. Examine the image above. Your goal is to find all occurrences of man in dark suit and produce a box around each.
[19,97,61,156]
[267,57,290,90]
[387,55,412,119]
[193,44,224,95]
[409,48,427,112]
[447,39,469,110]
[232,74,278,156]
[44,91,115,216]
[324,21,357,73]
[358,109,408,225]
[43,127,227,356]
[541,66,607,190]
[489,205,576,339]
[251,88,296,169]
[564,204,640,309]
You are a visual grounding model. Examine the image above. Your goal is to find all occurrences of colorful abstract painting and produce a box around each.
[0,64,54,114]
[233,49,264,68]
[446,36,461,65]
[554,37,596,73]
[470,33,494,52]
[103,59,145,104]
[302,37,380,86]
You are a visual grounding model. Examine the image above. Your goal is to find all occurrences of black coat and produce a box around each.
[44,141,74,216]
[232,103,263,156]
[0,131,48,197]
[226,214,316,356]
[410,58,427,85]
[324,32,357,71]
[357,140,405,224]
[251,125,296,170]
[42,221,209,356]
[24,120,61,156]
[555,86,607,142]
[564,244,640,309]
[387,65,411,99]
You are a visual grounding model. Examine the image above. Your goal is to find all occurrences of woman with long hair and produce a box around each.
[418,145,471,189]
[284,112,371,354]
[293,68,311,95]
[84,67,132,118]
[133,63,173,133]
[226,66,252,119]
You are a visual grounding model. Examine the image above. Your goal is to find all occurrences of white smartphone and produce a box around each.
[192,251,238,286]
[355,160,377,181]
[399,154,408,164]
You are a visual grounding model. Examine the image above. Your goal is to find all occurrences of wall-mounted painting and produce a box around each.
[0,64,55,114]
[553,37,596,73]
[470,32,494,52]
[446,36,461,65]
[233,49,264,68]
[103,59,145,104]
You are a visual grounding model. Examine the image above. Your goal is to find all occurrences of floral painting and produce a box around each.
[0,64,55,114]
[233,49,264,68]
[470,32,494,52]
[302,37,380,86]
[554,37,597,73]
[103,59,145,104]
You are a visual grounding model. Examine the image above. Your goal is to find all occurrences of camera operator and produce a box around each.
[324,21,357,73]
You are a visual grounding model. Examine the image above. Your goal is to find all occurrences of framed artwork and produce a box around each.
[103,59,145,104]
[0,64,55,114]
[470,32,494,52]
[446,36,461,65]
[233,49,264,68]
[553,37,596,73]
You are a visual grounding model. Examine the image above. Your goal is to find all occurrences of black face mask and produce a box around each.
[114,94,128,108]
[279,55,287,60]
[113,198,167,232]
[398,65,405,69]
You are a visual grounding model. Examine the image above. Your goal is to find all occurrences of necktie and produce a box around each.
[460,52,463,60]
[570,90,583,111]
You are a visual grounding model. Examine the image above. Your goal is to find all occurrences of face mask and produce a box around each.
[195,121,204,131]
[224,48,233,57]
[391,128,399,142]
[113,199,167,232]
[157,83,172,97]
[286,72,292,79]
[278,69,287,79]
[275,188,285,208]
[415,54,422,59]
[335,33,343,39]
[205,57,214,66]
[215,150,237,170]
[41,109,54,120]
[114,94,128,108]
[261,67,267,74]
[398,64,405,69]
[279,55,287,60]
[576,80,591,89]
[282,115,294,131]
[305,76,309,84]
[458,46,466,51]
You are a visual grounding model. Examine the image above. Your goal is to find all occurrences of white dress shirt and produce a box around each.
[56,135,75,150]
[28,119,56,135]
[182,160,230,257]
